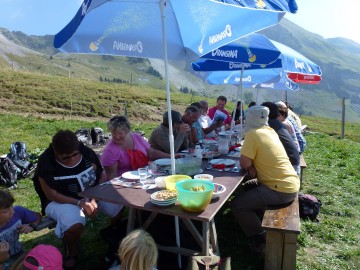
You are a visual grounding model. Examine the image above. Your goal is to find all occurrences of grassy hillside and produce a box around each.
[2,21,360,123]
[1,112,359,270]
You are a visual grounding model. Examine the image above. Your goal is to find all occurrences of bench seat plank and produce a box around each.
[262,196,300,234]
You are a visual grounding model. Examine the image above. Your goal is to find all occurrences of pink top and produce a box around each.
[207,106,232,125]
[100,133,150,177]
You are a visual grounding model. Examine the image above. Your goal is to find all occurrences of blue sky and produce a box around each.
[0,0,359,44]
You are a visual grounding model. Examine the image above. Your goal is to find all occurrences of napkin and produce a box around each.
[212,163,226,170]
[229,143,242,152]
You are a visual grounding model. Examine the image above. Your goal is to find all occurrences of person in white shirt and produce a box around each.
[198,100,222,138]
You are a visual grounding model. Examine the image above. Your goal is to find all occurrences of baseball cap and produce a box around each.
[23,244,63,270]
[244,105,269,132]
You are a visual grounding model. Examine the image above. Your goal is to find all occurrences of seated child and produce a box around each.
[0,190,42,270]
[111,229,158,270]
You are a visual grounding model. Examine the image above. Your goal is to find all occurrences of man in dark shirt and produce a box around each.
[33,130,122,269]
[262,102,300,175]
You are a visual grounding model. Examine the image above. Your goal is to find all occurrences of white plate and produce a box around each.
[209,159,236,166]
[150,200,176,207]
[151,190,177,201]
[154,158,172,166]
[212,183,226,199]
[203,139,218,145]
[150,198,177,204]
[121,171,151,180]
[218,131,236,136]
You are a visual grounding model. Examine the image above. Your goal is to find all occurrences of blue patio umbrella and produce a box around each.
[219,0,298,13]
[54,0,297,175]
[192,36,322,133]
[204,68,299,91]
[54,0,299,264]
[193,39,322,84]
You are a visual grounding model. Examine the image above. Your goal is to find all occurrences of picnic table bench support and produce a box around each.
[34,216,57,231]
[299,155,307,190]
[262,197,300,270]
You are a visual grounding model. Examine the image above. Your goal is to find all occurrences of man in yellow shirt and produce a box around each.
[231,106,299,253]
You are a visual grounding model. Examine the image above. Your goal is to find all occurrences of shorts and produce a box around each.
[45,201,123,238]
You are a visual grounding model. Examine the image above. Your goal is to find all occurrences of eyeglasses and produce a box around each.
[60,151,80,161]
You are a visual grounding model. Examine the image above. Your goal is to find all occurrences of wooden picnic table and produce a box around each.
[79,157,245,257]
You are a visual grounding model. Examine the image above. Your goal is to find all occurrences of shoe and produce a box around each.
[247,233,265,254]
[63,255,78,270]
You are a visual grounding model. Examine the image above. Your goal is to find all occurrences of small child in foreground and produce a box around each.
[111,229,158,270]
[0,189,42,270]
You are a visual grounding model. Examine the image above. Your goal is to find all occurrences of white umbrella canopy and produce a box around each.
[54,0,297,174]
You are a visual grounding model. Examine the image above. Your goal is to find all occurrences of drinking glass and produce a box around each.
[138,168,148,188]
[206,152,214,167]
[148,161,157,179]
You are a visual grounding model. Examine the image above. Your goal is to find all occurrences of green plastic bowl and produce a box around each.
[176,180,214,212]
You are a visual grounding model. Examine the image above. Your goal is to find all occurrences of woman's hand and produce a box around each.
[179,123,190,133]
[17,224,35,234]
[79,199,98,219]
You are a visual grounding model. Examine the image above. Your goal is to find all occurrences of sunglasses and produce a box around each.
[60,151,80,161]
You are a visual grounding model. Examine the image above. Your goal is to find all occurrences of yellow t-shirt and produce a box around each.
[241,126,300,193]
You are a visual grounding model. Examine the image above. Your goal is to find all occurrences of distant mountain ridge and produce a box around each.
[1,19,360,122]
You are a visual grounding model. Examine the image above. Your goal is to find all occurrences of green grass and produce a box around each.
[2,113,359,269]
[1,68,360,269]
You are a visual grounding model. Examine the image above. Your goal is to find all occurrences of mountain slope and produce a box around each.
[1,19,360,122]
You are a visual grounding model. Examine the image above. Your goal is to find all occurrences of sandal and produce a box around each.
[63,255,78,270]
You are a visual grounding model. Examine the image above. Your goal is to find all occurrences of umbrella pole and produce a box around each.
[232,85,240,131]
[160,2,181,269]
[160,0,175,175]
[239,67,244,139]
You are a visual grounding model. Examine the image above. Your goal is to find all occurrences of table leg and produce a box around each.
[175,216,182,269]
[210,219,220,256]
[202,222,210,256]
[127,208,136,234]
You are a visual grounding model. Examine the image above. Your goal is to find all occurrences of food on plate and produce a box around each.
[193,174,214,181]
[154,190,177,201]
[190,185,205,192]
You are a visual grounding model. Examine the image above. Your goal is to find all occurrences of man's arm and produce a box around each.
[240,154,257,178]
[38,177,97,219]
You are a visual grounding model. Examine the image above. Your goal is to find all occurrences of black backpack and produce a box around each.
[0,157,18,188]
[8,141,34,178]
[298,193,322,222]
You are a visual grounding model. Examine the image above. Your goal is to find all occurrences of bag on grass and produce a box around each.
[8,141,34,178]
[298,193,322,221]
[0,157,18,187]
[187,256,231,270]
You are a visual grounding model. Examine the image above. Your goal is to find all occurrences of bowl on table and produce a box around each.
[176,180,214,212]
[164,174,191,191]
[175,157,202,176]
[212,183,226,199]
[154,176,166,188]
[193,174,214,182]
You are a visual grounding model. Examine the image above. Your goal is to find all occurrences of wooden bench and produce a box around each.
[34,216,57,231]
[299,155,307,189]
[262,196,300,270]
